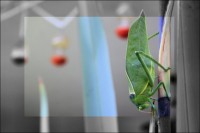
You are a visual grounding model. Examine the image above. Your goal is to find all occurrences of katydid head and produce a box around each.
[129,94,150,111]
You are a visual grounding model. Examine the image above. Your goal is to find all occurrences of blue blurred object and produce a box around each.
[79,17,117,117]
[159,16,164,48]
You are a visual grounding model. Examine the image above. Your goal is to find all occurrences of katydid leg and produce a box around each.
[150,97,158,101]
[135,51,171,72]
[135,51,154,87]
[148,82,170,98]
[148,98,157,113]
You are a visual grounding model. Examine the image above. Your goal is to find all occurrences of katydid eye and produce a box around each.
[129,94,135,99]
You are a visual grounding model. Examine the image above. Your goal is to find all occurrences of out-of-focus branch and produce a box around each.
[1,1,44,22]
[32,6,78,29]
[38,77,50,133]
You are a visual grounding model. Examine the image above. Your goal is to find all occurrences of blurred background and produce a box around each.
[1,0,192,132]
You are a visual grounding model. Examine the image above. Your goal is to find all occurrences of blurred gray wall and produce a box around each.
[1,1,176,132]
[176,1,199,132]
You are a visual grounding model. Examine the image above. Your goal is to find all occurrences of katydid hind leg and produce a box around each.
[135,51,154,87]
[135,51,171,72]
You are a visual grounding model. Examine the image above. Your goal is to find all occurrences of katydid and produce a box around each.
[126,10,170,112]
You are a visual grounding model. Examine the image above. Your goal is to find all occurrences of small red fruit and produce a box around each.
[51,55,67,66]
[115,26,129,39]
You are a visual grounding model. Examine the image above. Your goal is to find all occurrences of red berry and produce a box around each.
[115,26,129,39]
[51,55,67,66]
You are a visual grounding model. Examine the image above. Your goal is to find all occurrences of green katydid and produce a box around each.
[126,10,171,112]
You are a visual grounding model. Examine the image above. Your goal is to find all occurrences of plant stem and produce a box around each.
[149,114,156,133]
[158,97,171,133]
[149,101,157,133]
[158,0,174,132]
